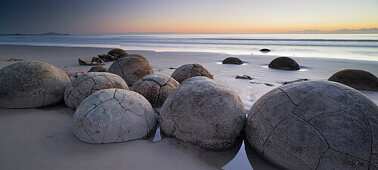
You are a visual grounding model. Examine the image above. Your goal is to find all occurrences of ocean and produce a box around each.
[0,33,377,61]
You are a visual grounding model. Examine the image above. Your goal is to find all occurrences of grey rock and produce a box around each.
[236,75,253,80]
[245,80,378,170]
[64,72,128,109]
[329,69,378,91]
[98,54,116,62]
[159,77,246,150]
[282,78,309,85]
[108,54,154,86]
[91,57,105,65]
[131,74,179,107]
[78,58,89,65]
[0,61,71,108]
[107,49,128,59]
[268,57,300,70]
[222,57,243,65]
[73,89,157,143]
[260,48,271,53]
[171,64,213,83]
[88,66,107,72]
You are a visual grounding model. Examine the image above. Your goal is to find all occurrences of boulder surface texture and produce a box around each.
[73,89,157,144]
[171,64,213,83]
[160,77,246,150]
[108,49,128,59]
[329,69,378,91]
[245,80,378,170]
[64,72,128,109]
[0,61,71,108]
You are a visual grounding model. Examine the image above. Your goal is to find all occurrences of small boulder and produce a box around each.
[328,69,378,91]
[98,54,116,62]
[268,57,300,70]
[236,75,253,80]
[88,66,107,72]
[131,74,179,107]
[73,89,157,143]
[0,61,71,108]
[222,57,243,65]
[64,72,128,109]
[108,49,128,59]
[108,54,154,86]
[260,48,271,53]
[282,78,309,85]
[171,64,213,83]
[159,77,246,150]
[91,57,105,65]
[78,58,89,65]
[7,58,20,62]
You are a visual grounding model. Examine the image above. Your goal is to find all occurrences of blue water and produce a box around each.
[0,33,377,61]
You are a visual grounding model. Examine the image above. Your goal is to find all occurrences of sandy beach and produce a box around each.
[0,45,377,170]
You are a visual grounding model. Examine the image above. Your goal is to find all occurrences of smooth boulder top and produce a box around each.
[222,57,243,65]
[245,80,378,170]
[159,77,246,151]
[0,61,71,108]
[107,48,128,59]
[131,74,179,107]
[64,72,128,109]
[171,64,213,83]
[108,54,154,86]
[329,69,378,91]
[73,89,157,144]
[268,57,300,70]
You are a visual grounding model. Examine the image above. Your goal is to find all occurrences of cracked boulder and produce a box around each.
[108,54,154,86]
[159,77,246,150]
[245,80,378,170]
[73,89,157,144]
[131,74,179,107]
[329,69,378,92]
[171,64,213,83]
[64,72,128,109]
[0,61,71,108]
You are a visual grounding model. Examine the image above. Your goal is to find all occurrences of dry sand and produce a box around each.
[0,45,377,170]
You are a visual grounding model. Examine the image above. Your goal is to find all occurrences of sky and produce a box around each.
[0,0,377,34]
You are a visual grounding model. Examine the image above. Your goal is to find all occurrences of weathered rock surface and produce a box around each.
[245,80,378,170]
[73,89,157,143]
[131,74,179,107]
[329,69,378,91]
[98,54,116,62]
[0,61,71,108]
[88,66,107,72]
[64,72,128,109]
[222,57,243,65]
[108,49,128,59]
[78,58,89,65]
[159,77,246,150]
[268,57,300,70]
[171,64,213,83]
[108,54,154,86]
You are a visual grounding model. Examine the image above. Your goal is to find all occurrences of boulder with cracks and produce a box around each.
[245,80,378,170]
[73,89,157,144]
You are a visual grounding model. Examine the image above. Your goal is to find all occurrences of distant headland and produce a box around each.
[0,32,70,36]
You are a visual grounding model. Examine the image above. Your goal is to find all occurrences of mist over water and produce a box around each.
[0,34,377,61]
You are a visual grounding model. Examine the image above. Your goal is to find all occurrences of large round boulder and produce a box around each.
[268,57,300,70]
[131,74,179,107]
[108,54,154,86]
[171,64,213,83]
[107,49,128,59]
[0,61,71,108]
[245,80,378,170]
[222,57,243,65]
[64,72,128,109]
[73,89,157,143]
[159,77,246,150]
[329,69,378,91]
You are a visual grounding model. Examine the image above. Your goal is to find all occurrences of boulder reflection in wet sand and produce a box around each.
[245,141,280,170]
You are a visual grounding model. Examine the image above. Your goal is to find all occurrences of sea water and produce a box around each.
[0,33,377,61]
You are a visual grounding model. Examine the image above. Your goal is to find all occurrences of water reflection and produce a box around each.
[245,141,280,170]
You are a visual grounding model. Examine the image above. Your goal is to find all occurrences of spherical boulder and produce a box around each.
[245,80,378,170]
[329,69,378,91]
[222,57,243,65]
[73,89,157,144]
[64,72,128,109]
[171,64,213,83]
[108,54,154,86]
[159,77,246,150]
[131,74,179,107]
[0,61,71,108]
[108,48,128,59]
[268,57,300,70]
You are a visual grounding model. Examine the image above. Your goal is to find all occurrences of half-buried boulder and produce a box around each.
[73,89,157,143]
[245,80,378,170]
[268,57,300,70]
[159,77,246,150]
[108,48,128,60]
[88,66,107,72]
[98,54,116,62]
[131,74,179,107]
[0,61,71,108]
[108,54,154,86]
[328,69,378,91]
[222,57,243,65]
[171,64,213,83]
[64,72,128,109]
